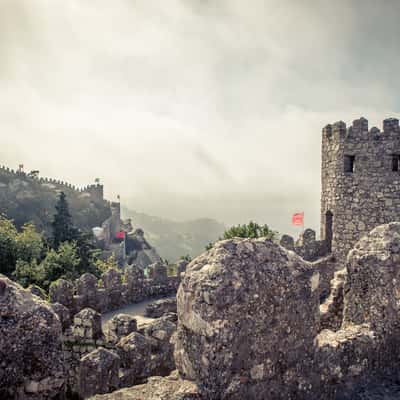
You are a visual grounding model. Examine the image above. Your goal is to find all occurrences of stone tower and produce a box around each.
[321,117,400,261]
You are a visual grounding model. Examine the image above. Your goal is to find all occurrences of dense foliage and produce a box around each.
[0,192,106,291]
[0,168,111,235]
[52,192,78,248]
[206,221,278,250]
[222,221,277,240]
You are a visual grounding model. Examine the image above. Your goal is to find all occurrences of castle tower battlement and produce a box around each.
[321,117,400,260]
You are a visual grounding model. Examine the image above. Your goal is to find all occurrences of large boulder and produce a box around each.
[316,223,400,398]
[140,318,177,376]
[116,332,153,387]
[175,238,320,400]
[105,313,137,343]
[79,347,120,398]
[145,298,177,318]
[125,228,163,269]
[73,308,103,341]
[76,273,99,311]
[343,222,400,333]
[49,278,74,311]
[89,370,200,400]
[51,302,72,331]
[101,269,123,309]
[123,264,145,303]
[0,275,65,399]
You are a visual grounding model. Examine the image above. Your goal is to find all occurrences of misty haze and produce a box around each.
[2,1,400,400]
[2,0,400,236]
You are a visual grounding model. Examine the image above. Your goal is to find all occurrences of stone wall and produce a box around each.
[280,228,329,262]
[0,275,66,400]
[0,164,104,201]
[321,117,400,261]
[50,265,179,318]
[60,306,177,398]
[175,226,400,399]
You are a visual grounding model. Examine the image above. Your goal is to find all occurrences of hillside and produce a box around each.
[122,207,225,262]
[0,166,111,234]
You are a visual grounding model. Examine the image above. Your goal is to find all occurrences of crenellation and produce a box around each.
[0,163,106,201]
[351,116,368,135]
[332,120,346,137]
[383,117,400,134]
[322,124,332,137]
[321,116,400,261]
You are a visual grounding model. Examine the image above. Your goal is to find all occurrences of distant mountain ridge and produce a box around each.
[122,207,225,262]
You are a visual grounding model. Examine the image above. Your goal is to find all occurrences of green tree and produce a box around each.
[75,231,102,276]
[94,254,119,274]
[222,221,277,240]
[13,259,45,288]
[39,241,81,289]
[0,216,18,276]
[15,223,44,263]
[52,192,78,249]
[206,221,278,250]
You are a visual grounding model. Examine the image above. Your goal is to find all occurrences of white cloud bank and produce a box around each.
[1,0,400,234]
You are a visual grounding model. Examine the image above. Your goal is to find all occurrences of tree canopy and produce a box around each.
[206,221,278,250]
[0,192,107,291]
[52,191,78,248]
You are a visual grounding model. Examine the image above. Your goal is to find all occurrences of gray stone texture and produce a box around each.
[79,347,120,399]
[51,302,72,331]
[145,298,177,318]
[116,332,152,386]
[105,314,137,344]
[175,225,400,399]
[175,238,320,400]
[73,308,103,341]
[0,275,65,399]
[321,117,400,261]
[280,228,328,262]
[76,273,100,311]
[49,278,75,311]
[89,370,200,400]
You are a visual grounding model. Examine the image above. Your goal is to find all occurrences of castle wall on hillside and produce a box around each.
[321,117,400,261]
[0,164,104,202]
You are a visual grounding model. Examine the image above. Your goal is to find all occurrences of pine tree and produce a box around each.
[52,192,77,248]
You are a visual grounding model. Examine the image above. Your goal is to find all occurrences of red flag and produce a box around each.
[292,212,304,226]
[115,231,125,239]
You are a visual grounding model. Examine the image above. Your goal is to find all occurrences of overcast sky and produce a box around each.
[1,0,400,235]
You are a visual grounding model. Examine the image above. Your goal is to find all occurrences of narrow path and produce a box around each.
[101,295,176,328]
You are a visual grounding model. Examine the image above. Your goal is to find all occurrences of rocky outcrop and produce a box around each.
[145,298,177,318]
[105,314,137,344]
[175,238,320,400]
[0,275,65,399]
[175,225,400,399]
[72,308,103,341]
[79,348,120,399]
[319,268,346,331]
[125,228,163,269]
[116,332,153,387]
[140,318,177,376]
[280,228,329,261]
[89,371,200,400]
[49,278,75,311]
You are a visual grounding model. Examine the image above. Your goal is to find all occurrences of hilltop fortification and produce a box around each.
[321,117,400,260]
[0,165,110,233]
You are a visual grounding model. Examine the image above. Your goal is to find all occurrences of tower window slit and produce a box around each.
[392,155,400,172]
[344,155,355,173]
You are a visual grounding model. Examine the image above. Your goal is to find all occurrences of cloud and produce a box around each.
[1,0,399,235]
